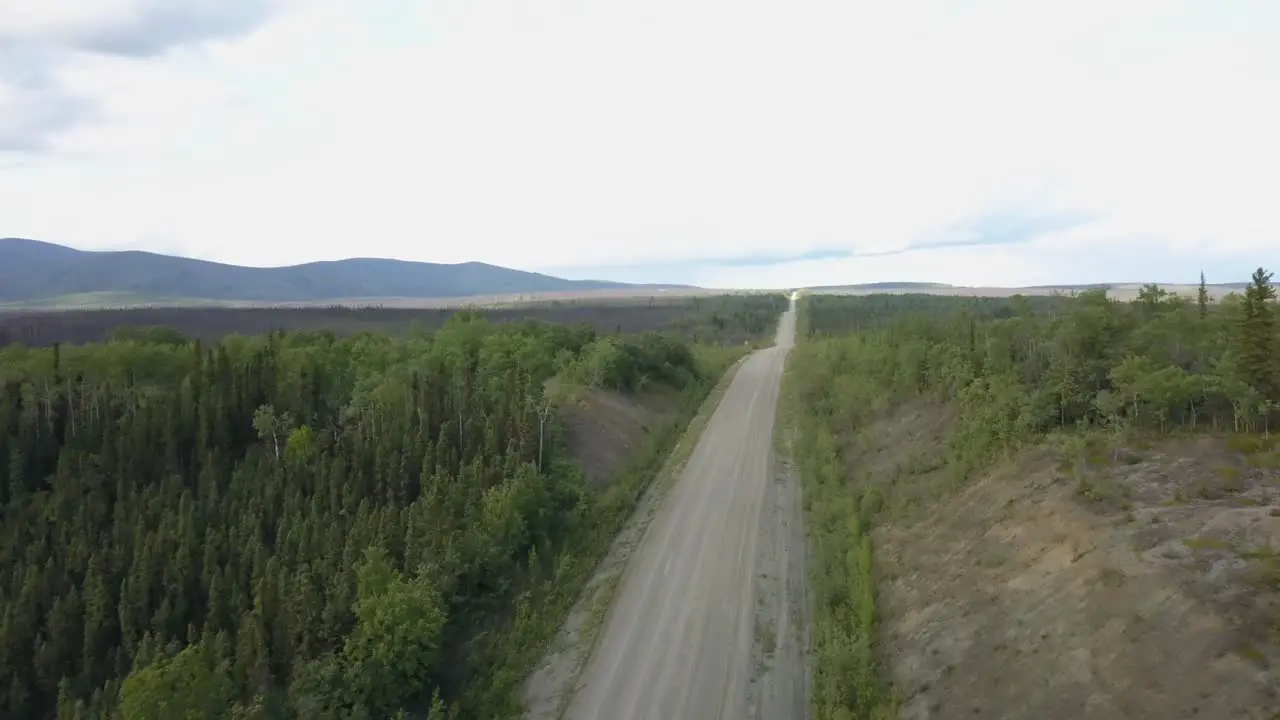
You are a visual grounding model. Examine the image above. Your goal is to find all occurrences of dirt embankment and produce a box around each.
[556,386,678,488]
[859,400,1280,719]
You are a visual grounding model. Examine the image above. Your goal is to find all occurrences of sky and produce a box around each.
[2,0,1278,288]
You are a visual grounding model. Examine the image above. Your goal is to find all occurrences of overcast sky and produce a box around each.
[2,0,1277,288]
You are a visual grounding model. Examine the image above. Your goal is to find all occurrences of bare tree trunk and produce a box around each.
[537,403,552,472]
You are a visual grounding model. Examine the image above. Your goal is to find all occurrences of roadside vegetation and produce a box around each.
[0,296,782,719]
[785,271,1280,718]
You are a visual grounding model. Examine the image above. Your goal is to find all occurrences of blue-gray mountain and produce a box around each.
[0,238,688,303]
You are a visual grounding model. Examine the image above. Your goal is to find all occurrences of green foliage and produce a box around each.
[804,292,1070,338]
[784,330,896,718]
[559,332,699,392]
[118,642,235,720]
[660,293,789,345]
[800,278,1280,473]
[1198,272,1211,319]
[0,307,760,719]
[787,432,892,716]
[108,325,190,346]
[343,548,447,714]
[1239,268,1277,402]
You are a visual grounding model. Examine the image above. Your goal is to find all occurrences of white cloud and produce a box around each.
[1,0,1278,285]
[0,1,160,40]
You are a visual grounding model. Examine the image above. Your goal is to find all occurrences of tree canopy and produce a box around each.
[0,303,767,719]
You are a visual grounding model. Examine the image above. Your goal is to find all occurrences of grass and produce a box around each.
[1246,451,1280,469]
[1214,465,1248,493]
[1236,643,1266,663]
[1228,434,1280,455]
[0,291,230,309]
[1183,536,1235,552]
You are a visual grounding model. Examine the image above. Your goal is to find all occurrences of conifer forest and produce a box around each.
[0,295,784,719]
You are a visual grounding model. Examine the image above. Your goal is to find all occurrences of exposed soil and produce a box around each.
[859,404,1280,719]
[557,387,677,488]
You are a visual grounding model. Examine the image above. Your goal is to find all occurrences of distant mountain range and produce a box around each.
[0,238,689,305]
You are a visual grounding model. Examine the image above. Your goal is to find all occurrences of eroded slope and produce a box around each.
[859,403,1280,719]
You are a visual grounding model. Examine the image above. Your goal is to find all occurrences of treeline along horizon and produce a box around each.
[0,296,785,719]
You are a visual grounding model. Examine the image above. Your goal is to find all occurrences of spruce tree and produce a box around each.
[1197,271,1209,318]
[1239,267,1277,401]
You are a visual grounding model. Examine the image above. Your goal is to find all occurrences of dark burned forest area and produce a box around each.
[0,295,778,349]
[0,294,785,719]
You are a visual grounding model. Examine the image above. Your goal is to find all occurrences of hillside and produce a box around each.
[784,277,1280,718]
[0,238,685,304]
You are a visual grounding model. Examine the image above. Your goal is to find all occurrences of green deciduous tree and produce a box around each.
[117,642,234,720]
[343,548,447,714]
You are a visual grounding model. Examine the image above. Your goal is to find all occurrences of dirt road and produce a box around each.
[561,296,802,720]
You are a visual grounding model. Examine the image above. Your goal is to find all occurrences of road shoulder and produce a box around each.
[747,433,812,719]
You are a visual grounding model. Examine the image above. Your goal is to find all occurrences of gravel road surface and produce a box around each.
[562,296,800,720]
